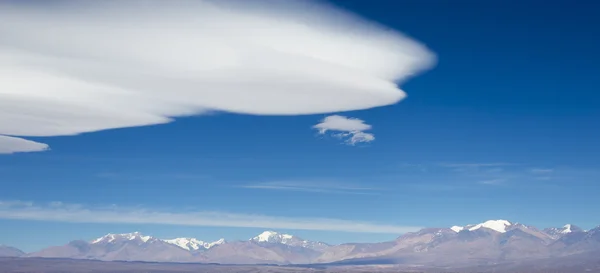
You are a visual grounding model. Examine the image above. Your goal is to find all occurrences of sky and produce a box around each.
[1,0,599,252]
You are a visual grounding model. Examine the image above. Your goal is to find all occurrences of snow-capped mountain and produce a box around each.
[91,231,155,244]
[22,222,600,266]
[251,231,294,244]
[90,232,225,251]
[450,219,512,233]
[544,224,584,239]
[33,232,193,262]
[250,231,329,251]
[163,238,225,251]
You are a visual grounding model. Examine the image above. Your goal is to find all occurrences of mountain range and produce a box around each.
[3,220,599,267]
[0,246,24,257]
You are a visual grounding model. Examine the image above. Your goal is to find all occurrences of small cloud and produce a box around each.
[0,200,421,234]
[478,179,505,185]
[241,181,378,195]
[313,115,375,145]
[531,168,554,174]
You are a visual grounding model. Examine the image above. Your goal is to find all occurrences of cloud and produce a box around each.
[241,181,379,195]
[478,179,505,185]
[313,115,375,145]
[430,163,517,186]
[406,183,466,191]
[0,200,420,234]
[0,0,435,153]
[313,115,372,133]
[0,135,49,154]
[531,168,554,174]
[401,163,593,188]
[439,163,513,168]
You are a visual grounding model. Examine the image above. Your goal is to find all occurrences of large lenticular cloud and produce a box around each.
[0,0,435,153]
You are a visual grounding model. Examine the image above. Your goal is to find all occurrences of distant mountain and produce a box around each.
[198,231,328,264]
[550,225,600,253]
[90,231,155,244]
[250,231,329,251]
[0,246,24,257]
[450,219,513,233]
[28,232,195,262]
[23,221,600,266]
[163,237,225,251]
[544,224,584,239]
[316,220,599,266]
[203,241,296,264]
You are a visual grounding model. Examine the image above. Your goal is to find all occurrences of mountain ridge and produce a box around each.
[5,220,599,266]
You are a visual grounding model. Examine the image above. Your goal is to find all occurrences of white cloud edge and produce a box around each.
[0,0,435,153]
[0,135,49,154]
[313,115,375,145]
[0,200,421,234]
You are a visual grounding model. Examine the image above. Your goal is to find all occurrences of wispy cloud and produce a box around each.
[96,172,210,182]
[241,181,379,195]
[530,168,554,174]
[0,1,434,153]
[405,183,468,192]
[399,162,597,189]
[438,163,513,168]
[478,179,506,185]
[399,163,428,173]
[0,200,420,234]
[313,115,375,145]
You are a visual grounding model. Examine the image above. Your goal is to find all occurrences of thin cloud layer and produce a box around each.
[438,163,513,168]
[0,200,421,234]
[313,115,375,145]
[531,168,554,174]
[0,0,435,153]
[241,181,379,195]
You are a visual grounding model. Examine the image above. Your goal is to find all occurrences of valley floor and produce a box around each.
[1,257,600,273]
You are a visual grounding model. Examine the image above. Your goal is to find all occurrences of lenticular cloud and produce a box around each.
[0,0,435,153]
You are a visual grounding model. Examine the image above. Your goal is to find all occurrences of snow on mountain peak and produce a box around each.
[91,232,225,250]
[213,238,226,245]
[91,232,153,244]
[163,237,225,250]
[252,231,294,243]
[163,238,202,251]
[543,224,584,239]
[557,224,582,234]
[562,224,574,233]
[450,226,464,232]
[469,220,512,233]
[450,220,512,233]
[250,230,329,250]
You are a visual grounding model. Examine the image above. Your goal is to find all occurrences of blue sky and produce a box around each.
[1,0,599,252]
